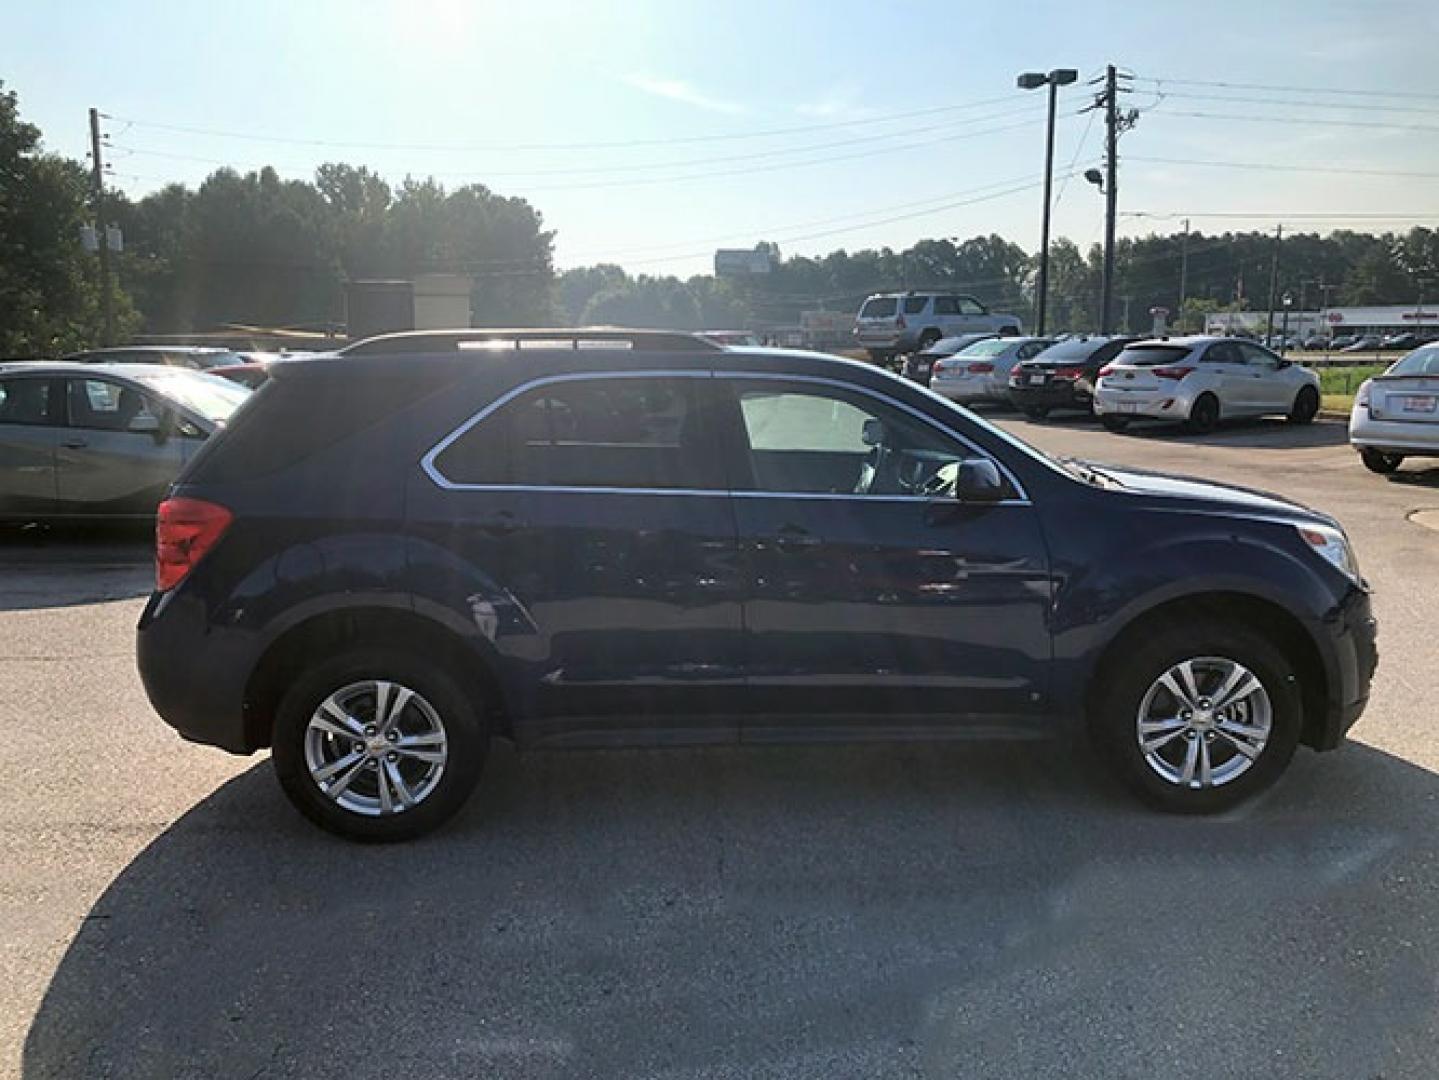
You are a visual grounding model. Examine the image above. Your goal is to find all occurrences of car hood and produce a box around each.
[1094,463,1335,525]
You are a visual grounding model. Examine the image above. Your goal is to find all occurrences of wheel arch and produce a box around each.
[1082,590,1330,750]
[242,606,511,751]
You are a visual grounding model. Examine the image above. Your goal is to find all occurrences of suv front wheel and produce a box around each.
[1089,619,1301,813]
[271,648,488,841]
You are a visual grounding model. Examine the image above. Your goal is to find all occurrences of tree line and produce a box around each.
[5,80,1437,356]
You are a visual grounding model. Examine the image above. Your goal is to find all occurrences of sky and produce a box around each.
[6,0,1439,277]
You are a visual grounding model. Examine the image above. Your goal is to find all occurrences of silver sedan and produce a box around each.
[928,336,1054,405]
[1349,344,1439,474]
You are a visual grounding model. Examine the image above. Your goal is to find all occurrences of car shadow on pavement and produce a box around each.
[1120,417,1349,449]
[0,523,152,611]
[1388,464,1439,488]
[22,738,1439,1079]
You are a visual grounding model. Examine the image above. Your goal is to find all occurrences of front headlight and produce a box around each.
[1297,522,1360,582]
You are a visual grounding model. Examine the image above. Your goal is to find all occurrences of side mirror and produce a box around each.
[955,458,1006,503]
[861,418,886,447]
[128,414,160,435]
[1276,358,1292,369]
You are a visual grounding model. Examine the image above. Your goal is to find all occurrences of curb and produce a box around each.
[1318,410,1349,422]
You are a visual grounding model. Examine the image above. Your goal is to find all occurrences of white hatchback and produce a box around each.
[1093,336,1321,433]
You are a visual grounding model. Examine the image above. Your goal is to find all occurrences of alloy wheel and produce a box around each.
[1135,656,1272,789]
[302,680,448,816]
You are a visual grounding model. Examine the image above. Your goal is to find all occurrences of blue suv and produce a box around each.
[137,330,1378,840]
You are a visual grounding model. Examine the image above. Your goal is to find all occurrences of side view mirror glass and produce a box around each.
[956,458,1006,503]
[128,414,160,434]
[861,418,886,447]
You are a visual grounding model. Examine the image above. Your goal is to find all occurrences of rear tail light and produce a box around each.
[1152,366,1195,380]
[967,362,994,374]
[895,315,907,330]
[931,360,947,375]
[155,497,233,592]
[1054,366,1085,379]
[1098,366,1114,378]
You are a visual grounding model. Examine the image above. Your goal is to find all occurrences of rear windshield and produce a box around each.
[1032,338,1106,361]
[136,370,250,421]
[859,297,897,318]
[187,351,246,369]
[956,338,1010,358]
[1115,345,1194,367]
[1389,347,1439,376]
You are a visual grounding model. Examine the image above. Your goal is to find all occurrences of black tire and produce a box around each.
[1186,393,1220,434]
[916,329,942,351]
[1360,448,1403,474]
[1101,415,1131,433]
[271,647,488,841]
[1022,405,1050,420]
[1288,385,1319,424]
[866,349,892,365]
[1089,618,1302,814]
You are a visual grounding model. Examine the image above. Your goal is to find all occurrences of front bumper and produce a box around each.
[1308,586,1379,750]
[1348,408,1439,456]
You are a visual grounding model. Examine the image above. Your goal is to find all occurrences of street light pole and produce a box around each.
[1017,68,1077,337]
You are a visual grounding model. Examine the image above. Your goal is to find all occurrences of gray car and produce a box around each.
[0,362,249,520]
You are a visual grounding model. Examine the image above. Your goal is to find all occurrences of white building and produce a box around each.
[1206,304,1438,339]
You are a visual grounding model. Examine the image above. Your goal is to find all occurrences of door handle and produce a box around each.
[61,437,88,449]
[480,511,521,536]
[771,525,821,552]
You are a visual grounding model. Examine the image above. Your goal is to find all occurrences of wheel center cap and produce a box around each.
[366,736,389,756]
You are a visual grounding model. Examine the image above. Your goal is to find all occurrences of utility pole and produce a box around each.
[1100,65,1118,334]
[1177,218,1190,333]
[88,107,114,346]
[1264,224,1282,344]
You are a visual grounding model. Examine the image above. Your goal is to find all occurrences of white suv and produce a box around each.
[852,292,1022,362]
[1093,336,1321,433]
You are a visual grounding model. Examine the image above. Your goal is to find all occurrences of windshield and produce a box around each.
[136,370,250,421]
[1389,346,1439,376]
[859,297,897,318]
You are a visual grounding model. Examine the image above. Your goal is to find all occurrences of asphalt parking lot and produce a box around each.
[3,416,1438,1080]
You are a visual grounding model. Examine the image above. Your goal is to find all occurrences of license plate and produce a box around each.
[1027,374,1044,385]
[1117,402,1138,414]
[1403,395,1436,413]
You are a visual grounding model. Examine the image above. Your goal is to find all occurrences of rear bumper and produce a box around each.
[1093,386,1194,419]
[1349,410,1439,456]
[930,377,990,402]
[1008,381,1090,411]
[137,588,259,754]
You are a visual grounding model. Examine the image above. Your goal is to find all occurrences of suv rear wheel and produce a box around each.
[1089,619,1301,813]
[1288,385,1319,424]
[916,329,942,351]
[271,648,488,841]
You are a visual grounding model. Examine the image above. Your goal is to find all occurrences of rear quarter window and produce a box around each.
[860,298,897,318]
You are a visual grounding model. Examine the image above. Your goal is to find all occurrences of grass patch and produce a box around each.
[1318,364,1386,396]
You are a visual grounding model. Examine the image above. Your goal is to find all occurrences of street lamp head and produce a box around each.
[1017,72,1048,90]
[1049,68,1079,86]
[1084,167,1104,188]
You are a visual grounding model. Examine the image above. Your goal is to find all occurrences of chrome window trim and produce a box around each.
[421,368,1031,505]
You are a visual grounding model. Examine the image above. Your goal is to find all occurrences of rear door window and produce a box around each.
[435,376,723,491]
[902,297,929,315]
[1204,342,1243,364]
[0,378,56,425]
[932,296,960,316]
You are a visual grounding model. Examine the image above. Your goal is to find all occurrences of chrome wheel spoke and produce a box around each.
[1140,717,1187,754]
[1216,726,1263,760]
[313,749,363,784]
[1212,667,1261,711]
[324,756,368,801]
[377,686,415,735]
[1158,670,1198,711]
[1198,737,1214,787]
[385,760,414,809]
[375,759,394,814]
[1178,736,1200,786]
[317,700,364,737]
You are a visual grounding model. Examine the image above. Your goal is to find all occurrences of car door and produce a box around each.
[0,375,63,519]
[408,371,745,744]
[718,375,1052,736]
[55,376,188,516]
[1237,342,1295,411]
[1199,341,1252,413]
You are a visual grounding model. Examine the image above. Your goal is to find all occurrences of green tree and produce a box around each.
[0,82,135,353]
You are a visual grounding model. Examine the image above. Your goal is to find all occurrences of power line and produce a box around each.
[100,93,1027,154]
[1152,108,1439,134]
[1152,90,1439,116]
[1134,76,1439,103]
[1127,155,1439,182]
[107,101,1043,182]
[1123,210,1439,221]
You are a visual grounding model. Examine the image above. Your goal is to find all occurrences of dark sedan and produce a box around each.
[1007,336,1137,419]
[0,362,249,521]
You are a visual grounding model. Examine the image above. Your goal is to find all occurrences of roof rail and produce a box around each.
[339,327,722,357]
